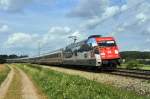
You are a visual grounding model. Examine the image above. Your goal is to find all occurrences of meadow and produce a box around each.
[0,65,10,85]
[18,64,149,99]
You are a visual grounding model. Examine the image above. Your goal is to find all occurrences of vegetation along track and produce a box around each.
[17,64,150,99]
[24,64,150,96]
[110,68,150,80]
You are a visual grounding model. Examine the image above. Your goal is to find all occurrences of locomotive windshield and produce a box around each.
[98,40,116,47]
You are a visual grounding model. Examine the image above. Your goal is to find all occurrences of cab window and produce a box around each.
[98,41,116,47]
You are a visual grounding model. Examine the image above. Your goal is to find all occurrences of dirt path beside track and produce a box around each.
[18,67,43,99]
[0,65,45,99]
[0,66,14,99]
[42,65,150,96]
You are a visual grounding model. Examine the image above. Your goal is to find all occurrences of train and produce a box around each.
[7,35,121,70]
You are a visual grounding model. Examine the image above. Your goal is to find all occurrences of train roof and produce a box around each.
[66,35,115,49]
[7,48,64,61]
[88,35,102,39]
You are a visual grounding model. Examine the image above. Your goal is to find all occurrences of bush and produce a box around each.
[0,59,6,64]
[0,65,10,85]
[138,60,150,65]
[126,60,143,69]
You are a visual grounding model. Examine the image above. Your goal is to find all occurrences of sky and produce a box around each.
[0,0,150,56]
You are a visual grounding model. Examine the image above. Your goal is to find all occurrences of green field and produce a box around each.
[17,64,149,99]
[118,61,150,70]
[141,65,150,70]
[0,65,10,85]
[120,63,150,70]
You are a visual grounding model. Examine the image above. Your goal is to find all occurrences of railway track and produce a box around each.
[110,68,150,80]
[26,63,150,80]
[52,65,150,80]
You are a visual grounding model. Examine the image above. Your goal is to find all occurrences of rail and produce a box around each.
[110,68,150,80]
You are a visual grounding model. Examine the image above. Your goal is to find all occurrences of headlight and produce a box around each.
[115,50,119,54]
[101,53,105,55]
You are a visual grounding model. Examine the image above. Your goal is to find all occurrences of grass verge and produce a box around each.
[18,64,149,99]
[120,64,150,70]
[141,65,150,70]
[0,64,10,85]
[4,67,22,99]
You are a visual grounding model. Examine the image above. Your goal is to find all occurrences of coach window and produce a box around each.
[74,50,78,56]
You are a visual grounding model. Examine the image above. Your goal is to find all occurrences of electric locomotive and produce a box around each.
[63,35,120,69]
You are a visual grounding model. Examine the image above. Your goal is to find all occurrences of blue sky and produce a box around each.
[0,0,150,56]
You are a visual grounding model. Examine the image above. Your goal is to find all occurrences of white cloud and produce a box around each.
[41,26,85,50]
[136,13,147,24]
[117,27,124,32]
[5,26,72,49]
[67,0,109,18]
[42,26,72,45]
[4,26,84,55]
[69,0,149,31]
[0,0,55,12]
[48,26,71,35]
[142,28,150,36]
[110,26,125,36]
[121,4,127,11]
[80,4,128,30]
[146,38,150,42]
[7,33,31,44]
[106,0,150,36]
[0,24,9,32]
[0,0,32,12]
[131,46,140,51]
[5,32,38,48]
[143,49,150,51]
[68,0,128,30]
[126,0,146,8]
[103,6,120,18]
[147,27,150,33]
[81,5,120,29]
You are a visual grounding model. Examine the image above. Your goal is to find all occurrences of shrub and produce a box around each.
[0,59,6,64]
[0,65,10,85]
[126,60,142,69]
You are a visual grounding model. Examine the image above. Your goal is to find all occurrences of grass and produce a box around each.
[17,64,149,99]
[141,65,150,70]
[0,64,10,85]
[120,64,150,70]
[4,67,22,99]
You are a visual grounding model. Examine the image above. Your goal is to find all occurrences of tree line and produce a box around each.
[0,54,28,63]
[120,51,150,59]
[120,51,150,64]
